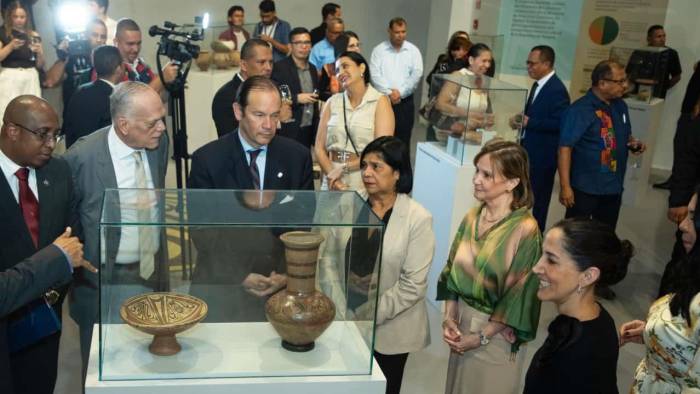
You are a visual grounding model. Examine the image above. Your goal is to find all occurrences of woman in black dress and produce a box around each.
[524,218,633,394]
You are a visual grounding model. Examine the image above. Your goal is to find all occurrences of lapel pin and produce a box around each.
[43,179,50,186]
[277,172,283,178]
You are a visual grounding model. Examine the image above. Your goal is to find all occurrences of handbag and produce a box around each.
[419,97,462,130]
[8,297,61,353]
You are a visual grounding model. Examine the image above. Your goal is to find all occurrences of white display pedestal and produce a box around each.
[413,142,478,308]
[183,68,238,153]
[85,321,385,394]
[622,98,664,207]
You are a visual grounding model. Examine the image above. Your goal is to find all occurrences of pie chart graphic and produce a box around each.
[589,16,619,45]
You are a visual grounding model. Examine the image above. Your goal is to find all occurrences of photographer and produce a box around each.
[43,18,107,107]
[111,18,177,93]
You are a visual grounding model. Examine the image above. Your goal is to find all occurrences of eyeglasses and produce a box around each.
[10,122,63,144]
[603,78,628,85]
[291,40,312,46]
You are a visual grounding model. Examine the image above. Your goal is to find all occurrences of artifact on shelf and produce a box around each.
[265,231,335,352]
[120,292,208,356]
[211,40,240,69]
[195,50,211,71]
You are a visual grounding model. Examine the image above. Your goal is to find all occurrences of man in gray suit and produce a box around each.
[63,81,169,375]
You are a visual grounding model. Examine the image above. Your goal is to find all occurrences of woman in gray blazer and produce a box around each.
[347,136,435,394]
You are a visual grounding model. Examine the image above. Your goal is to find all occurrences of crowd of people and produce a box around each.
[0,1,699,394]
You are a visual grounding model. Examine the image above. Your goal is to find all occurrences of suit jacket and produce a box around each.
[366,194,435,354]
[0,155,78,394]
[271,56,320,135]
[63,126,169,329]
[188,131,313,321]
[62,79,113,148]
[521,73,570,169]
[212,73,243,138]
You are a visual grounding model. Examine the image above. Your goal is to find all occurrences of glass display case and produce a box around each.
[611,46,671,101]
[422,72,527,165]
[98,189,383,382]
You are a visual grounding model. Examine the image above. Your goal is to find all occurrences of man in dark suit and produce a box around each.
[64,81,169,375]
[63,45,124,147]
[0,95,80,394]
[271,27,320,148]
[211,38,273,138]
[190,76,313,321]
[519,45,570,232]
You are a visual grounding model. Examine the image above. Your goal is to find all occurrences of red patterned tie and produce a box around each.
[15,168,39,248]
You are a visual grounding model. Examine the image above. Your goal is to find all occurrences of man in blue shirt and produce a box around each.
[558,60,647,298]
[309,17,344,70]
[253,0,291,62]
[370,17,423,147]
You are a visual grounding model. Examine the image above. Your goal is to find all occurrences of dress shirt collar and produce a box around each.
[99,78,116,88]
[238,130,269,154]
[0,146,23,177]
[108,125,145,160]
[383,40,409,53]
[536,70,556,88]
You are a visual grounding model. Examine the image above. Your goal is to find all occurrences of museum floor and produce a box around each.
[53,125,676,393]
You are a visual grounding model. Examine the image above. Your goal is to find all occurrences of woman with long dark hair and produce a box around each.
[524,218,633,393]
[620,189,700,393]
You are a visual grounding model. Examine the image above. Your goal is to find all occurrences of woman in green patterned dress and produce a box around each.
[437,139,542,394]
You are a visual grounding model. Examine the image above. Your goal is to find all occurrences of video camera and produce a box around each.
[149,15,209,64]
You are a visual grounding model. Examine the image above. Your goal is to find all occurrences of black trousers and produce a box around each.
[658,229,687,298]
[530,164,557,232]
[374,351,409,394]
[392,95,415,148]
[564,188,622,230]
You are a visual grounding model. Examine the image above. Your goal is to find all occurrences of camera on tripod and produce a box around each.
[149,14,209,64]
[55,2,92,59]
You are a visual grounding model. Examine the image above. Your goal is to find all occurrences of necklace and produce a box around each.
[481,208,509,223]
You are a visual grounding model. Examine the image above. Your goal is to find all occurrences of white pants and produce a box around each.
[0,67,41,127]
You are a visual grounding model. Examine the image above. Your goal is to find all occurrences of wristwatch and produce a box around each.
[478,331,490,346]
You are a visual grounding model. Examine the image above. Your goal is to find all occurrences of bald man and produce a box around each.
[0,95,80,394]
[64,81,169,375]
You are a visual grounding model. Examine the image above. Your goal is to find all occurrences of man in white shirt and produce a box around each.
[87,0,117,41]
[370,17,423,147]
[63,81,169,376]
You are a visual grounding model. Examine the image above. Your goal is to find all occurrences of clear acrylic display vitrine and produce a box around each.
[424,72,527,164]
[98,189,383,381]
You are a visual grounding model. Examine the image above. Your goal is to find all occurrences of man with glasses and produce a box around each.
[558,60,647,299]
[519,45,570,232]
[309,17,344,70]
[0,95,79,394]
[63,81,169,377]
[272,27,320,148]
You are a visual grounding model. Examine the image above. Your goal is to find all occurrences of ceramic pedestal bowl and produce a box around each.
[120,292,208,356]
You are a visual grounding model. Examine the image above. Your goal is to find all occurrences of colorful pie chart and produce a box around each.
[589,16,619,45]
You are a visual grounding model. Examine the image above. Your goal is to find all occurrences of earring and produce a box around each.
[576,284,583,294]
[360,72,364,77]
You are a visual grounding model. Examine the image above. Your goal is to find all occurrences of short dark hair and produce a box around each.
[90,0,108,12]
[93,45,122,78]
[467,43,491,60]
[647,24,664,38]
[321,3,340,19]
[228,5,244,17]
[327,17,344,30]
[333,31,359,58]
[259,0,275,13]
[88,18,107,31]
[591,60,621,86]
[389,17,406,29]
[337,51,370,85]
[235,76,280,110]
[448,36,471,53]
[552,218,633,287]
[531,45,555,66]
[361,136,413,194]
[289,27,310,42]
[240,38,270,60]
[116,18,140,38]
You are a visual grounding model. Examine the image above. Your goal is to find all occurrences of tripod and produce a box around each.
[155,54,194,281]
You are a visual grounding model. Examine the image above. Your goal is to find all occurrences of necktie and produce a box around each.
[525,81,539,114]
[15,168,39,248]
[248,149,262,190]
[133,152,155,280]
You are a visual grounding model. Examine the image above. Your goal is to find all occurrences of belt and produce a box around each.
[329,150,358,163]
